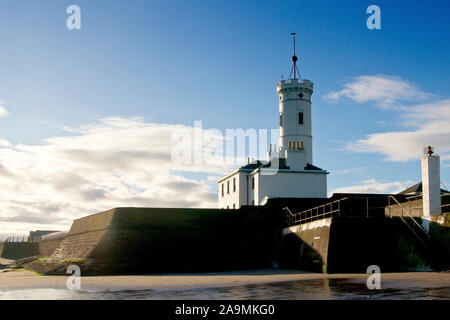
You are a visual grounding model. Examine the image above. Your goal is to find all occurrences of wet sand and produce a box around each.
[0,267,449,292]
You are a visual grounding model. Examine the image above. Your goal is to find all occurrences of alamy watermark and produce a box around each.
[66,264,81,290]
[66,5,81,30]
[366,5,381,30]
[366,265,381,289]
[65,4,379,31]
[171,121,282,175]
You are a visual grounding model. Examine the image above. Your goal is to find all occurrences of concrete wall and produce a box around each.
[326,217,427,273]
[429,213,450,270]
[384,195,449,218]
[276,215,437,273]
[33,206,282,275]
[385,198,424,217]
[279,218,331,273]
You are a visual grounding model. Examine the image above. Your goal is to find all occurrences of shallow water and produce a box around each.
[1,279,449,300]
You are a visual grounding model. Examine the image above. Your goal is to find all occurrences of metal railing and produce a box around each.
[388,195,429,248]
[1,236,27,243]
[283,198,348,225]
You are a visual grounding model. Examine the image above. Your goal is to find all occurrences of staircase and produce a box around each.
[388,195,430,249]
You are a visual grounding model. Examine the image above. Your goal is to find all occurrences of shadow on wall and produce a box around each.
[0,242,39,260]
[30,206,284,275]
[429,214,450,270]
[276,216,448,274]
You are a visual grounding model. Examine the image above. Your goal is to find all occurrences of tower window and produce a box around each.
[279,113,282,127]
[221,183,224,197]
[299,112,304,125]
[233,177,236,192]
[227,180,230,194]
[252,177,255,190]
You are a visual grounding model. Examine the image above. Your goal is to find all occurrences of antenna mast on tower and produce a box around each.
[288,33,302,82]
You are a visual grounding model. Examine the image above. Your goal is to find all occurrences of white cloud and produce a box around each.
[323,75,430,109]
[0,117,236,238]
[347,99,450,161]
[331,179,415,195]
[0,99,8,117]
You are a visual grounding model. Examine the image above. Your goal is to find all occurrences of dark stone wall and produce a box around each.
[326,217,428,273]
[277,216,441,274]
[0,238,65,260]
[42,206,283,275]
[38,239,65,257]
[18,198,449,275]
[0,242,39,259]
[429,213,450,270]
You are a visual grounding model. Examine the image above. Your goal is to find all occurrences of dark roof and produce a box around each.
[398,182,448,195]
[240,160,324,171]
[304,163,324,171]
[240,160,265,170]
[261,158,290,169]
[398,182,422,195]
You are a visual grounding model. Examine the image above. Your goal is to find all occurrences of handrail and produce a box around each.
[388,195,429,248]
[283,197,348,225]
[389,196,429,237]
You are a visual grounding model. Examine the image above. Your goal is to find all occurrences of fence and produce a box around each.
[283,196,392,225]
[1,236,27,243]
[284,198,348,225]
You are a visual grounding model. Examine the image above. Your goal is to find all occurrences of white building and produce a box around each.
[218,39,328,209]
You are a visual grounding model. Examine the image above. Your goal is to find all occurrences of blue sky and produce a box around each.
[0,0,449,236]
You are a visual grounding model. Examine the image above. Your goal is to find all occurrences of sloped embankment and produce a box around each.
[25,206,282,275]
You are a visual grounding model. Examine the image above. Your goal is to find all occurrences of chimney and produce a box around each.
[421,146,441,232]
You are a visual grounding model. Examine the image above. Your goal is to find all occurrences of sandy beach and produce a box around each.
[1,263,449,293]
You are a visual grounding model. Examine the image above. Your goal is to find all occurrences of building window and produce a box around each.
[227,206,229,209]
[252,177,255,190]
[297,141,300,150]
[221,183,224,197]
[299,112,304,125]
[288,141,292,150]
[227,180,230,194]
[233,177,236,192]
[279,113,282,127]
[233,204,235,209]
[252,200,254,205]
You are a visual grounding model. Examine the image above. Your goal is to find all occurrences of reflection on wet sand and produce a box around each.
[1,278,449,300]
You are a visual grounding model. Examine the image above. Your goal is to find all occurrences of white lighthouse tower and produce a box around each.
[218,34,328,209]
[277,35,314,170]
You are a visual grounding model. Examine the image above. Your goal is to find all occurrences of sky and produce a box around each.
[0,0,449,238]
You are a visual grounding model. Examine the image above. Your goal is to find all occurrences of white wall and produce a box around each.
[255,170,327,204]
[422,155,441,217]
[218,171,246,209]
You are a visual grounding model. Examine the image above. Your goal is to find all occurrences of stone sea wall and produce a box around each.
[26,206,283,275]
[0,238,65,260]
